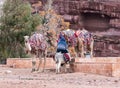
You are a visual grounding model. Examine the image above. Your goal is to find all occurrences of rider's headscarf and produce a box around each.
[58,32,66,43]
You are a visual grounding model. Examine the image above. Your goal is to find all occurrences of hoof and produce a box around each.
[37,70,44,73]
[36,69,39,71]
[36,69,44,73]
[56,72,59,74]
[31,68,36,72]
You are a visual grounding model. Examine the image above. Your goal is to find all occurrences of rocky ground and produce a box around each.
[0,65,120,88]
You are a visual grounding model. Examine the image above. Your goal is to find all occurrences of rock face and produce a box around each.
[28,0,120,57]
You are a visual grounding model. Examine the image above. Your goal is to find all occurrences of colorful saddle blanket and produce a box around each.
[63,53,70,62]
[29,33,47,51]
[75,29,92,45]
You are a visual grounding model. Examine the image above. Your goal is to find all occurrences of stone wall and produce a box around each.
[7,57,120,77]
[75,57,120,77]
[7,58,55,69]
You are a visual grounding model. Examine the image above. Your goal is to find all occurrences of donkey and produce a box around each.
[55,52,74,74]
[24,32,47,72]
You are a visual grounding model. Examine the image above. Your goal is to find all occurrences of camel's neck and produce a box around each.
[25,41,32,51]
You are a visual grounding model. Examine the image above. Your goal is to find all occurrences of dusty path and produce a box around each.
[0,65,120,88]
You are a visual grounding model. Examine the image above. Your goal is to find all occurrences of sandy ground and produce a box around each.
[0,65,120,88]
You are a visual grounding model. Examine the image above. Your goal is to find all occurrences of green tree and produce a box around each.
[0,0,42,61]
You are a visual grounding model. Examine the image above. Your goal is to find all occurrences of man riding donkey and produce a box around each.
[56,32,71,63]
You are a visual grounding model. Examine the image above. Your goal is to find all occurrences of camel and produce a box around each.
[24,32,47,72]
[62,28,94,58]
[62,29,78,57]
[76,28,94,58]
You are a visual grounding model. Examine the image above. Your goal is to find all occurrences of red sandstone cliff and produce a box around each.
[27,0,120,57]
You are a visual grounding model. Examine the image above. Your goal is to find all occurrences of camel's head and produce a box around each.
[24,36,31,52]
[24,36,29,42]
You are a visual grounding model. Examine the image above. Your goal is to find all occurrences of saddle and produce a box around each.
[63,53,70,63]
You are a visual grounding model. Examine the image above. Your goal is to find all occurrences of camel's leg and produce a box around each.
[63,64,67,73]
[81,45,84,58]
[31,55,36,72]
[69,63,74,73]
[37,51,47,72]
[42,50,47,72]
[43,56,46,72]
[81,41,84,58]
[36,55,42,72]
[78,38,84,58]
[90,39,94,58]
